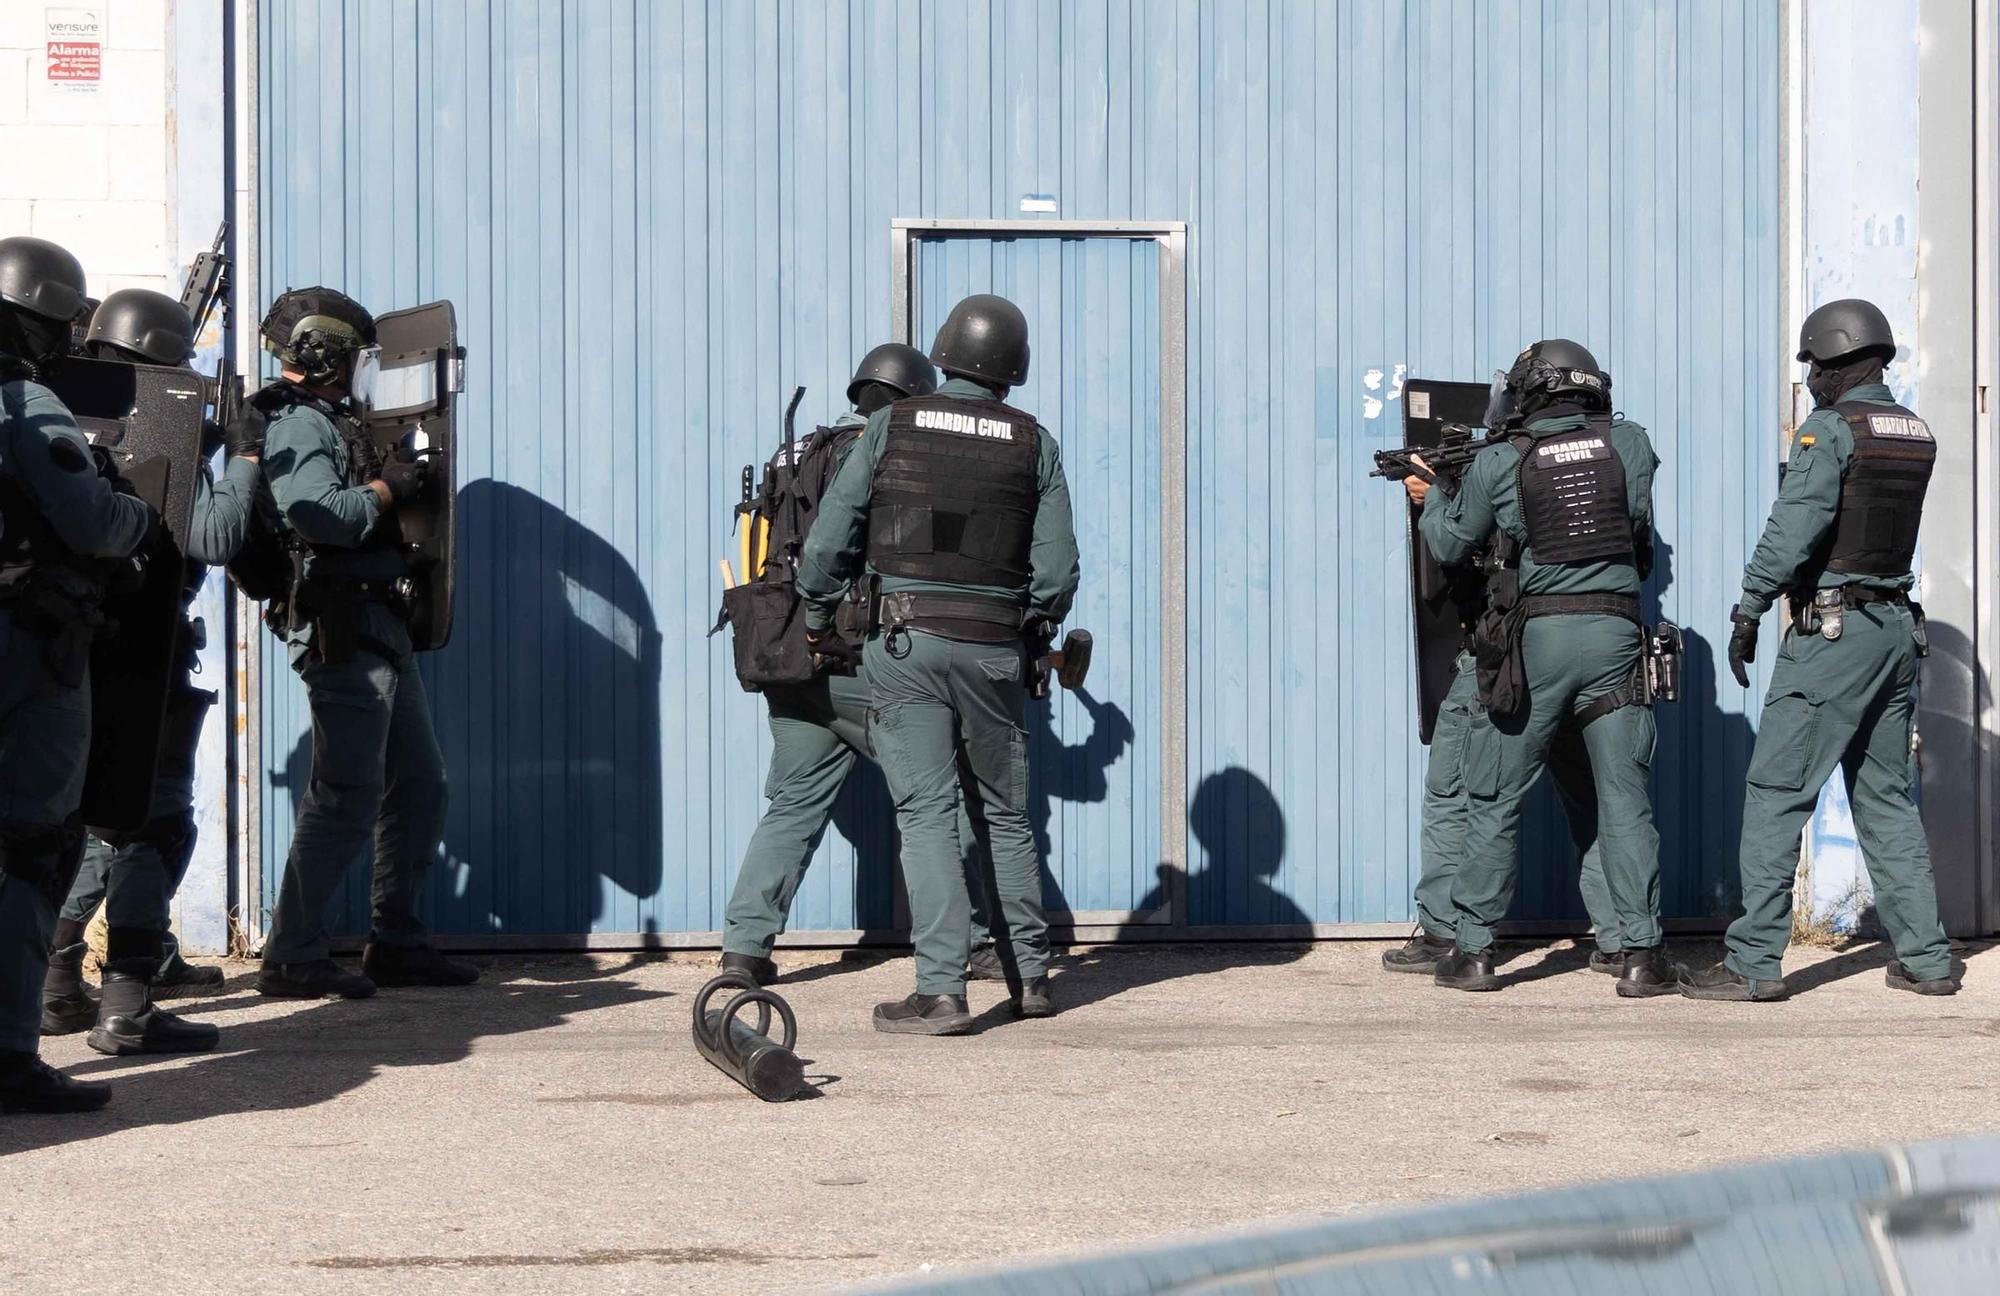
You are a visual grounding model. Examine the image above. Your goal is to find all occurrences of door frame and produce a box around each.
[891,218,1190,933]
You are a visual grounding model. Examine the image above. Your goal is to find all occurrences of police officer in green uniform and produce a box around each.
[798,295,1081,1033]
[1413,340,1674,996]
[1681,300,1954,1001]
[719,343,942,984]
[0,236,154,1111]
[255,287,473,999]
[38,290,260,1053]
[1382,642,1625,975]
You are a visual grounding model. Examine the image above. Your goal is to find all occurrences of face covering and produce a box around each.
[1807,354,1888,408]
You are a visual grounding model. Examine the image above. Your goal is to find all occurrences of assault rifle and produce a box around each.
[1369,420,1492,486]
[178,222,240,427]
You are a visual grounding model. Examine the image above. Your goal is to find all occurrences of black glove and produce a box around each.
[1727,603,1760,688]
[377,458,429,506]
[805,626,861,676]
[225,409,268,459]
[89,444,136,495]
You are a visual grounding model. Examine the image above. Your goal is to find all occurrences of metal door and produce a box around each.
[897,222,1186,927]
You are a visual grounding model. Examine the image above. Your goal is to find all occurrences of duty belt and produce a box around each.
[1520,592,1641,625]
[1814,585,1909,610]
[877,590,1024,645]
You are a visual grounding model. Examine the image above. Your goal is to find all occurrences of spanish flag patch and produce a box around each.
[1798,434,1815,446]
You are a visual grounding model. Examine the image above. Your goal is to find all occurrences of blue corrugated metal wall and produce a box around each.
[257,0,1778,941]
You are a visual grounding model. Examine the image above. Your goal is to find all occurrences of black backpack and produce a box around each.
[714,393,867,692]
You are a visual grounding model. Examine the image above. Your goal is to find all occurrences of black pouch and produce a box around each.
[717,581,816,692]
[1473,600,1529,719]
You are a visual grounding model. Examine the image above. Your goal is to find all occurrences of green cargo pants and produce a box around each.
[721,672,992,960]
[0,609,91,1053]
[865,628,1046,996]
[1417,651,1621,952]
[1725,601,1950,982]
[265,608,448,965]
[1454,615,1662,955]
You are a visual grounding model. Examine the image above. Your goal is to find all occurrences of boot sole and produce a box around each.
[257,980,376,1000]
[1382,957,1445,974]
[872,1011,975,1036]
[1677,982,1788,1002]
[1010,1000,1055,1019]
[365,975,479,988]
[40,1004,96,1036]
[1615,979,1679,998]
[1433,973,1501,992]
[152,974,226,999]
[1886,979,1958,996]
[86,1028,219,1057]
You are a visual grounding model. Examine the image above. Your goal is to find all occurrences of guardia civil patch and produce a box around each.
[1867,413,1932,441]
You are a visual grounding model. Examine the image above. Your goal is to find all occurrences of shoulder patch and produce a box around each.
[48,435,89,473]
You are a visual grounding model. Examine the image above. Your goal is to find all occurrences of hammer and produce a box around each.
[1032,629,1093,698]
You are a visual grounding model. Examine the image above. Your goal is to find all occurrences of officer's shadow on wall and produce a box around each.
[276,479,665,939]
[1045,766,1310,1012]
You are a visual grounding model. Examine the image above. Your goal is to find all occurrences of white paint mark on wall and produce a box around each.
[564,575,643,658]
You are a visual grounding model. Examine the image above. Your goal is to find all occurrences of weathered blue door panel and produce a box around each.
[914,235,1166,920]
[258,0,1778,940]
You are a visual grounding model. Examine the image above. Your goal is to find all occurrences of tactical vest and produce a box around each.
[866,393,1040,587]
[761,423,862,579]
[1511,416,1634,565]
[1818,400,1934,576]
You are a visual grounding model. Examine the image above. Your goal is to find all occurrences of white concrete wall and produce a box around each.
[0,0,175,295]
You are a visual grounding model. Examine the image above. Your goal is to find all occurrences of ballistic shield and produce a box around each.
[1396,379,1493,744]
[42,357,206,830]
[351,300,463,650]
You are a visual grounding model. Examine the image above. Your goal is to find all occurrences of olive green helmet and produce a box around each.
[259,285,376,385]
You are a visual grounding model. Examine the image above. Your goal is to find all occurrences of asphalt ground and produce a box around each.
[2,938,1995,1294]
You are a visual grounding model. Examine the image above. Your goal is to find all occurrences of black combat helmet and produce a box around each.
[930,293,1030,389]
[0,236,88,324]
[1797,298,1895,363]
[1486,337,1612,428]
[259,285,376,386]
[85,288,197,366]
[0,236,88,369]
[847,342,938,408]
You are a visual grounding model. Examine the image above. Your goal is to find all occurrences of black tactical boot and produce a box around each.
[152,949,226,995]
[87,960,221,1056]
[361,942,479,988]
[1010,976,1055,1019]
[0,1050,111,1114]
[872,993,975,1035]
[1885,962,1959,996]
[719,951,776,986]
[1381,931,1454,974]
[1589,949,1623,975]
[257,959,377,999]
[967,944,1007,982]
[1432,945,1500,992]
[1614,945,1677,998]
[1677,962,1788,1002]
[40,942,97,1035]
